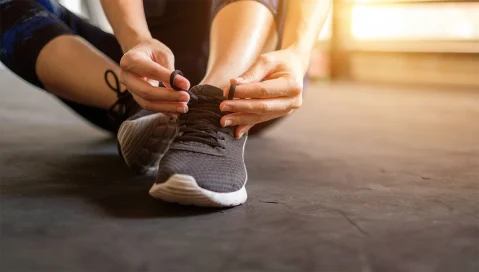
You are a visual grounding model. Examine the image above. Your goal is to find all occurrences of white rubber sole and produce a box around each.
[149,174,247,207]
[117,113,177,174]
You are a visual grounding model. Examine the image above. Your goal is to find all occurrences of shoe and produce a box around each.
[117,110,178,174]
[105,70,178,174]
[149,84,248,207]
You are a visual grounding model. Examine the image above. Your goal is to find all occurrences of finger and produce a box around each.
[220,97,301,114]
[232,55,276,84]
[122,72,190,102]
[226,77,302,99]
[120,52,190,89]
[132,93,188,113]
[236,124,254,139]
[163,112,180,118]
[220,112,284,127]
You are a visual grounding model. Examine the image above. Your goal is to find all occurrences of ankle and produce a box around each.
[200,68,240,91]
[199,77,229,91]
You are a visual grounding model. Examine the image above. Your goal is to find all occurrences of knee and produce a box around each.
[37,0,64,18]
[211,0,281,21]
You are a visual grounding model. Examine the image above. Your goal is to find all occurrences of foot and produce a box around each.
[149,84,248,207]
[117,110,178,174]
[105,70,178,174]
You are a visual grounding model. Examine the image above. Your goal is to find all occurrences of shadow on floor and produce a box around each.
[1,138,228,219]
[2,134,328,219]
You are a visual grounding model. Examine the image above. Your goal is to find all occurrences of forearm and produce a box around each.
[281,0,330,72]
[100,0,151,52]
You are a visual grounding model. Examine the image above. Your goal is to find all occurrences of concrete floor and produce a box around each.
[1,69,478,271]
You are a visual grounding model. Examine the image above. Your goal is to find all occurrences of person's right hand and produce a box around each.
[119,39,191,113]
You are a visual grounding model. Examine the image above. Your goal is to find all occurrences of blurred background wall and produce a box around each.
[312,0,479,88]
[58,0,112,32]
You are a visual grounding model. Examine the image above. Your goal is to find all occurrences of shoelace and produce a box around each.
[170,70,236,149]
[168,70,198,101]
[175,95,227,148]
[105,70,137,123]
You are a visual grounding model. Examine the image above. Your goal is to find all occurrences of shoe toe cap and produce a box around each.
[155,151,246,193]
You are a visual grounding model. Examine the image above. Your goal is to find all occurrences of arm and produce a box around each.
[220,0,331,137]
[281,0,331,73]
[100,0,151,52]
[100,0,191,113]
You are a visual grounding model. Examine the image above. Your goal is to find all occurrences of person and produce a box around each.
[0,0,330,207]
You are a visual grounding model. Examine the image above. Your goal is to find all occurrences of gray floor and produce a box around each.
[1,69,478,272]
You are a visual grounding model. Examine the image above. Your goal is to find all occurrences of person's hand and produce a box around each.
[220,48,308,138]
[119,39,191,113]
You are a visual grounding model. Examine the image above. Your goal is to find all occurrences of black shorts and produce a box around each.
[0,0,286,133]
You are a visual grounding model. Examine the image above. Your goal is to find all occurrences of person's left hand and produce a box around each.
[220,48,309,138]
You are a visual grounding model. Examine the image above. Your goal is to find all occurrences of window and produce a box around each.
[351,3,479,40]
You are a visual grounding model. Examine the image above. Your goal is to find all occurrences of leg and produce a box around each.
[203,0,287,135]
[146,0,286,135]
[145,0,283,88]
[37,35,121,110]
[200,0,281,89]
[1,0,126,132]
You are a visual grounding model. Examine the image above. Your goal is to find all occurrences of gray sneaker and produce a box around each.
[149,84,248,207]
[117,110,178,174]
[105,70,179,174]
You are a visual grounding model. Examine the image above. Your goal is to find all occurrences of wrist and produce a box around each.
[117,31,152,53]
[283,44,312,75]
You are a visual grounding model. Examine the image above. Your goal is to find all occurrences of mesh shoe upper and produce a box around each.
[156,84,247,193]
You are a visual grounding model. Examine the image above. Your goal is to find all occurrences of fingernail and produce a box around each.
[178,91,190,102]
[221,105,231,112]
[177,106,187,113]
[237,132,244,139]
[175,76,190,90]
[223,120,232,127]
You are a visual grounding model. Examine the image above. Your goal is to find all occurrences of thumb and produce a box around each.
[232,55,275,84]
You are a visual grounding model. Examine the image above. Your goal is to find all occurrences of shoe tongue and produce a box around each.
[175,84,235,148]
[190,84,224,97]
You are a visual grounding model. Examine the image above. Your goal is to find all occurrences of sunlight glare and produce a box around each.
[351,4,479,40]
